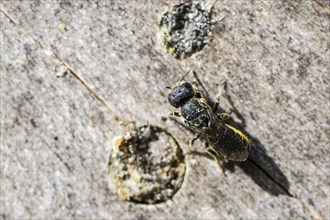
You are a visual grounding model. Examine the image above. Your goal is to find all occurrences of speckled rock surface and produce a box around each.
[1,0,329,219]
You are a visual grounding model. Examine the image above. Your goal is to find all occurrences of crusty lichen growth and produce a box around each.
[159,1,214,59]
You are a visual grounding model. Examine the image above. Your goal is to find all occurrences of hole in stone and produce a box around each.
[108,124,186,204]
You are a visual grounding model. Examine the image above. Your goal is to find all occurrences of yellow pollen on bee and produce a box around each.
[168,47,175,54]
[113,137,126,147]
[166,35,173,41]
[198,97,208,104]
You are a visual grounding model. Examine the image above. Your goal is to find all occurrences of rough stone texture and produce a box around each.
[0,0,329,219]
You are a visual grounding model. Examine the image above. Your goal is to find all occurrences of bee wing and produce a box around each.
[207,116,251,161]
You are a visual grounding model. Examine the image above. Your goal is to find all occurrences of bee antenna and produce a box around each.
[178,70,191,84]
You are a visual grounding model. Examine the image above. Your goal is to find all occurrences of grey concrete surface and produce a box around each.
[1,0,329,219]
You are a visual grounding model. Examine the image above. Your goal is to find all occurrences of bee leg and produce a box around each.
[122,120,137,131]
[186,133,201,166]
[213,88,232,121]
[215,87,231,121]
[212,95,220,113]
[189,133,200,150]
[219,113,231,121]
[214,83,232,117]
[205,143,227,175]
[195,88,203,98]
[169,111,181,117]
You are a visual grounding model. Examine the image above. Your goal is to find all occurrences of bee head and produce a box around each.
[168,82,194,108]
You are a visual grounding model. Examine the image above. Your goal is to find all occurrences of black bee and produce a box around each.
[167,72,251,164]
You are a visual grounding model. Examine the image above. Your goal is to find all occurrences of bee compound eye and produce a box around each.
[168,90,181,108]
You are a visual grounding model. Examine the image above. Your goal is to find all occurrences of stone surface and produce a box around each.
[1,0,329,219]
